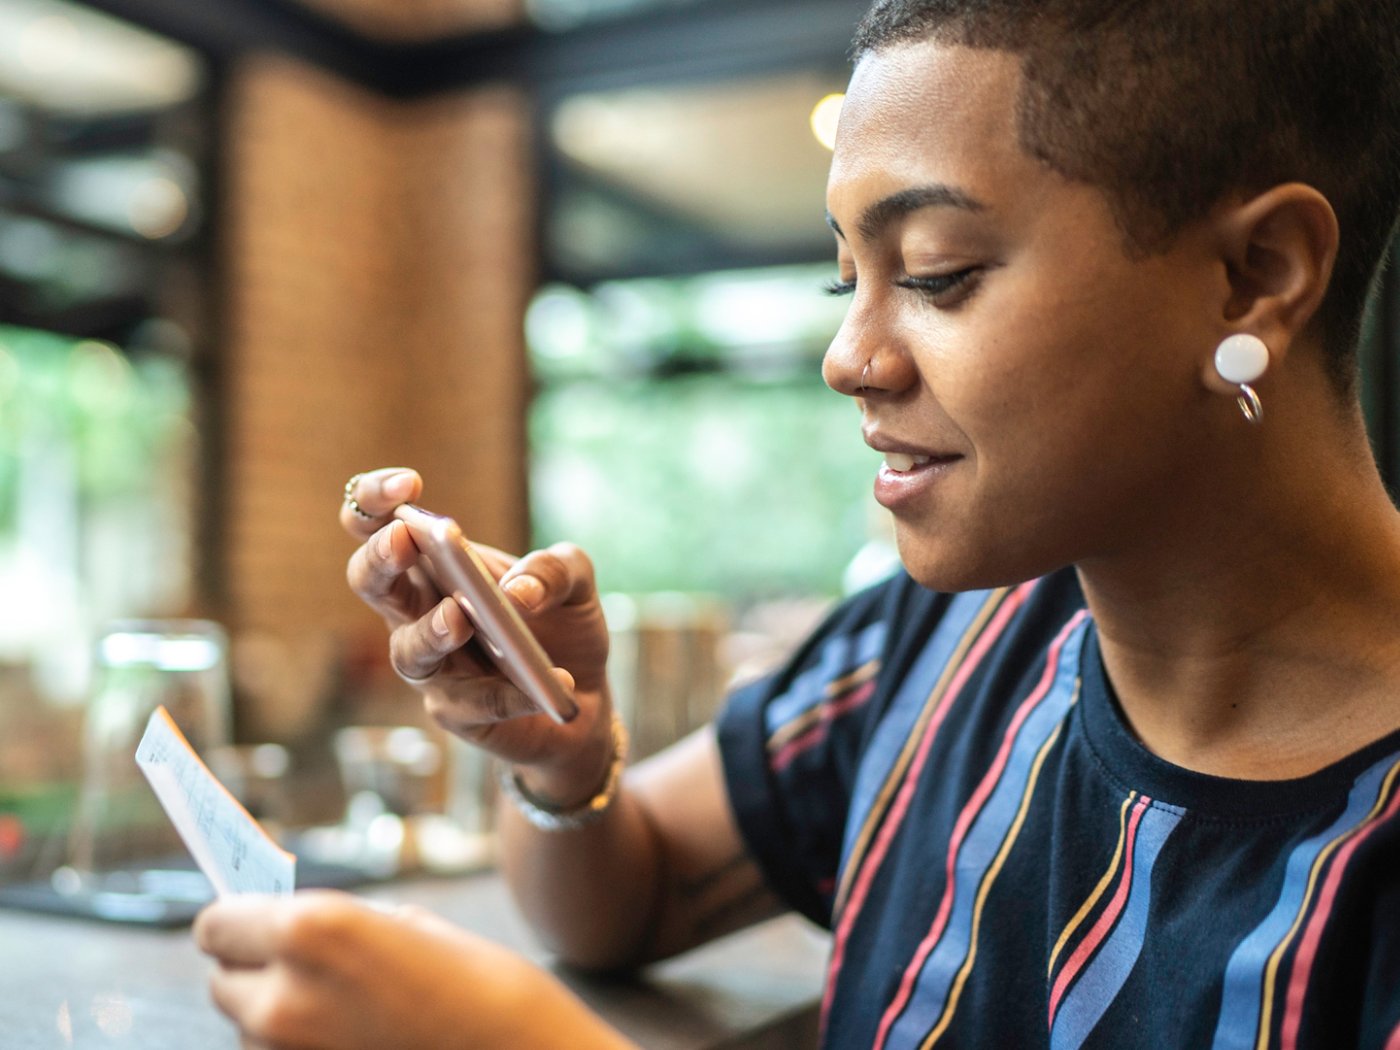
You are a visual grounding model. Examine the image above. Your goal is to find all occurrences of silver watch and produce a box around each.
[498,711,629,832]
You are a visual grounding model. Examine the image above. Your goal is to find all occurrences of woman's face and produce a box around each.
[824,40,1228,591]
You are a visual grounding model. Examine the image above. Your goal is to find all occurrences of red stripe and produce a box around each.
[820,580,1038,1029]
[871,610,1087,1050]
[1385,1019,1400,1050]
[769,680,878,771]
[1280,770,1400,1049]
[1047,795,1150,1027]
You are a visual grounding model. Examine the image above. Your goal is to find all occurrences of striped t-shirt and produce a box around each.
[717,568,1400,1049]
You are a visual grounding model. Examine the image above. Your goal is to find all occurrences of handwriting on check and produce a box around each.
[136,706,295,896]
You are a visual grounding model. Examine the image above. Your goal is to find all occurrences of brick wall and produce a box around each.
[219,55,534,733]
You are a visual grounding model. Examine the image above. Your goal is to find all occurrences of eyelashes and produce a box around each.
[821,268,981,301]
[897,270,978,297]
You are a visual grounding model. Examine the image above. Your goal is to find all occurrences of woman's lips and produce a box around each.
[873,451,963,510]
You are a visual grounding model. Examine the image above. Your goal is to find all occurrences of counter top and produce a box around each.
[0,873,827,1049]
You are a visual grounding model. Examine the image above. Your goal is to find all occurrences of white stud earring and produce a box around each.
[1214,333,1269,425]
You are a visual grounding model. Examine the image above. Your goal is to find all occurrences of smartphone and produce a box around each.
[392,503,578,725]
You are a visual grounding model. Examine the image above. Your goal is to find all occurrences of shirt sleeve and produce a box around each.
[716,574,931,928]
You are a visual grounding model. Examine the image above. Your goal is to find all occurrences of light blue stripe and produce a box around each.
[1049,801,1184,1050]
[839,589,998,872]
[884,616,1088,1049]
[763,620,888,737]
[1210,751,1400,1050]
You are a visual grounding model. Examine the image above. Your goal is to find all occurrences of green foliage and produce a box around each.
[527,267,876,600]
[0,325,191,536]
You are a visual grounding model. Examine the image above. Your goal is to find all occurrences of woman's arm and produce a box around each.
[499,724,784,971]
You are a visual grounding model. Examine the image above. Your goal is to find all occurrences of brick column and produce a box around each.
[218,56,533,733]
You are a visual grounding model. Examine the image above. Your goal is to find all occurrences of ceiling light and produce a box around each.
[809,93,844,152]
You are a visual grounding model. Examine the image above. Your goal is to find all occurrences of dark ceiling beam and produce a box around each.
[75,0,868,97]
[397,0,867,97]
[0,276,155,340]
[37,110,163,154]
[76,0,388,85]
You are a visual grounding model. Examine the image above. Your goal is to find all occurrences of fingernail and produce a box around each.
[431,603,450,638]
[503,575,543,611]
[375,522,395,559]
[383,471,415,501]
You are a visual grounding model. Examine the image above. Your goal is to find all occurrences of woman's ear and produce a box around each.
[1215,183,1339,357]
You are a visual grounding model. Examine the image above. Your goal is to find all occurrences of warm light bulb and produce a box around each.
[128,177,188,239]
[809,93,845,151]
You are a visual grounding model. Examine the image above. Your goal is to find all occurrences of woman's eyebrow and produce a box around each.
[825,184,987,244]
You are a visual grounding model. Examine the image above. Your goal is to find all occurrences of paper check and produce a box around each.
[136,706,295,896]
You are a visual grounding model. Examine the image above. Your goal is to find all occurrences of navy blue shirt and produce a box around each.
[718,569,1400,1049]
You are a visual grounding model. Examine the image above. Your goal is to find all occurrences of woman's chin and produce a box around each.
[893,533,1058,595]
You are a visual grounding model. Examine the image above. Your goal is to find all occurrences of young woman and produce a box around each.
[197,1,1400,1046]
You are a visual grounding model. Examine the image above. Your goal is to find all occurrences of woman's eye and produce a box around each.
[897,268,979,300]
[822,268,982,301]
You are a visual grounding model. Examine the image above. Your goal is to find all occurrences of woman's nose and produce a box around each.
[822,312,913,398]
[822,313,870,397]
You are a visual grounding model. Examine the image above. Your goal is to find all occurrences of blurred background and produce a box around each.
[0,0,1395,889]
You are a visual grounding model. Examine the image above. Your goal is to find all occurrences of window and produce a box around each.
[528,264,881,598]
[530,69,893,604]
[0,0,208,701]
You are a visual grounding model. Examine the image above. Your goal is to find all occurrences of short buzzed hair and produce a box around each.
[852,0,1400,389]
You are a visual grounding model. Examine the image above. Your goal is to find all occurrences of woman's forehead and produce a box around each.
[829,43,1029,210]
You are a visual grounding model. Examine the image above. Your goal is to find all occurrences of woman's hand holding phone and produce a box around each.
[341,467,617,809]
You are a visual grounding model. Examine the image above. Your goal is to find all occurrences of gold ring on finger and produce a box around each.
[343,475,374,520]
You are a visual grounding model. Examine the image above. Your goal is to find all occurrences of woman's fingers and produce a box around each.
[194,897,288,967]
[346,521,436,626]
[208,959,322,1050]
[385,599,549,727]
[197,897,336,1049]
[207,967,273,1038]
[388,597,474,683]
[422,675,552,736]
[339,468,421,538]
[498,542,597,613]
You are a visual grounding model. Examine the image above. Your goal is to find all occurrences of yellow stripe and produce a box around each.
[921,710,1071,1048]
[1254,756,1400,1050]
[826,658,882,699]
[833,588,1009,915]
[1047,792,1135,977]
[766,658,882,753]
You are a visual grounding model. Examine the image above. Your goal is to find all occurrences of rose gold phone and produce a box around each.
[393,504,578,725]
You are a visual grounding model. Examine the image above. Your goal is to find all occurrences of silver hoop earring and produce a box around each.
[1214,334,1269,426]
[1235,385,1263,425]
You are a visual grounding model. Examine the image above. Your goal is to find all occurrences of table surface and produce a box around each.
[0,872,828,1049]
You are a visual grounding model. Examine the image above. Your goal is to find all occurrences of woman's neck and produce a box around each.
[1077,405,1400,780]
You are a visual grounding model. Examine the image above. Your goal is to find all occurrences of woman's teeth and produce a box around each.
[885,452,932,473]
